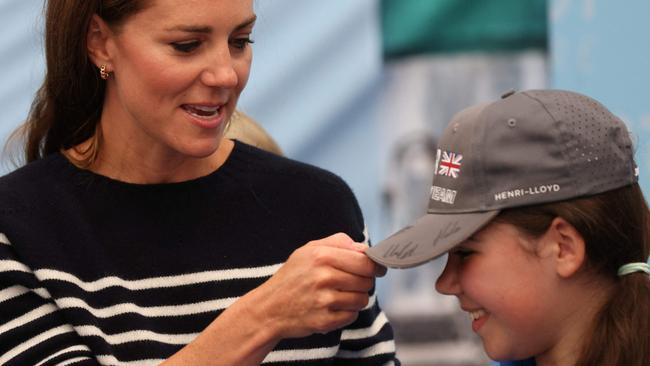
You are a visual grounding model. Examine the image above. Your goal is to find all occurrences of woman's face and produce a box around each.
[435,222,563,362]
[100,0,254,160]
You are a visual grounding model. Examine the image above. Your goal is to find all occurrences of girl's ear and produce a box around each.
[87,14,115,68]
[540,217,586,278]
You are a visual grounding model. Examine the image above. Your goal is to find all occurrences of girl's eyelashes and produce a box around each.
[451,248,475,259]
[171,40,201,53]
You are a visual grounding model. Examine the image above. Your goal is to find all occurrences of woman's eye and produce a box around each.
[230,37,254,50]
[171,41,201,53]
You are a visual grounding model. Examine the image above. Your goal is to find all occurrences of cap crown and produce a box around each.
[428,90,638,213]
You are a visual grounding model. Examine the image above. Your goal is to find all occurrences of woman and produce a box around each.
[0,1,398,365]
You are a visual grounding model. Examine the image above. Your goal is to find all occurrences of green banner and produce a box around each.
[382,0,548,59]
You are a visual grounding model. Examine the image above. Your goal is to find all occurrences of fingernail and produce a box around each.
[375,265,387,277]
[356,243,370,252]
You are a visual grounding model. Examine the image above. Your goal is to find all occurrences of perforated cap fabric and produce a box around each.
[367,90,638,268]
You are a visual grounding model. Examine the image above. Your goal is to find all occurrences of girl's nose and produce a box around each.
[435,255,462,296]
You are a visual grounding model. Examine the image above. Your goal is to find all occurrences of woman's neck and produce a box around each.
[65,133,234,184]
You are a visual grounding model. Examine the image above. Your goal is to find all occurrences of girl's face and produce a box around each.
[98,0,254,161]
[435,221,564,361]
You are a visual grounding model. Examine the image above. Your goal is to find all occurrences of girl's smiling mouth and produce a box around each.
[468,309,489,332]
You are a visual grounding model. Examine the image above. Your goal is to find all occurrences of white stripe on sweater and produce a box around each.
[96,354,164,366]
[75,325,198,345]
[336,340,396,358]
[33,263,282,292]
[0,285,51,303]
[0,324,75,365]
[0,285,28,303]
[0,303,57,335]
[33,287,52,299]
[75,322,390,357]
[341,312,389,340]
[262,345,340,363]
[94,342,389,366]
[35,345,92,366]
[0,259,30,273]
[56,296,237,318]
[57,356,93,366]
[363,293,377,310]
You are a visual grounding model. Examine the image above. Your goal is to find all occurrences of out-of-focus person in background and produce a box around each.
[225,111,283,156]
[368,90,650,366]
[0,1,398,365]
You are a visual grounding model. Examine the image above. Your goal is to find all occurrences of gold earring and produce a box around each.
[100,64,110,80]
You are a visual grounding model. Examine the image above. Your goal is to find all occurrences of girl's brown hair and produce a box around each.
[14,0,148,166]
[497,183,650,366]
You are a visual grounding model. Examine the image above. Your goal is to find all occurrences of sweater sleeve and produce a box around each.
[333,229,399,365]
[331,184,400,365]
[0,233,98,366]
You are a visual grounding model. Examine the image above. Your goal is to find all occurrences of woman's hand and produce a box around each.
[250,232,386,339]
[163,233,386,366]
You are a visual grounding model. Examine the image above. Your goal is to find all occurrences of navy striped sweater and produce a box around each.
[0,141,398,365]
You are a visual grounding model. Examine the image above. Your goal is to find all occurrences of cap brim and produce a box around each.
[366,210,499,268]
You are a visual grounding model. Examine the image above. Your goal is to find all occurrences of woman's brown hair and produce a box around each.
[14,0,148,166]
[497,183,650,366]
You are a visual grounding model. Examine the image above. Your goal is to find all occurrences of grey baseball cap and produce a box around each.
[367,89,638,268]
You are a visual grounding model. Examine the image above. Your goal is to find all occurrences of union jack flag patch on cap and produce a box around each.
[437,150,463,178]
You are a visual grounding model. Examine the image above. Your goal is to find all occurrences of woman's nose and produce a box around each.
[435,255,462,296]
[200,47,238,88]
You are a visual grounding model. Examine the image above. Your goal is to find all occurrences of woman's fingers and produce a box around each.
[324,290,370,311]
[307,232,366,252]
[306,234,386,278]
[256,232,385,338]
[312,266,374,293]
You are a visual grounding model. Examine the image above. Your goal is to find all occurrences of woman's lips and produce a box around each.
[181,104,224,129]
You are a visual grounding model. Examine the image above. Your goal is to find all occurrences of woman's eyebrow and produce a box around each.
[164,15,257,34]
[235,15,257,30]
[165,25,212,33]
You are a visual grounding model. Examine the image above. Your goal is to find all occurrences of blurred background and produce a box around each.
[1,0,649,365]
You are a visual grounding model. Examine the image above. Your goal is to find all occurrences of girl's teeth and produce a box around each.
[469,309,487,321]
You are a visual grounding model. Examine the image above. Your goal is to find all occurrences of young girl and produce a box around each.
[367,89,650,365]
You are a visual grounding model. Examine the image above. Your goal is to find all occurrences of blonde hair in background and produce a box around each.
[5,109,282,171]
[225,110,283,156]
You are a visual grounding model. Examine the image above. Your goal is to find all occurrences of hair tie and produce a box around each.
[617,262,650,277]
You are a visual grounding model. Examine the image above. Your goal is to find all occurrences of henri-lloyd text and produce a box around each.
[494,184,561,201]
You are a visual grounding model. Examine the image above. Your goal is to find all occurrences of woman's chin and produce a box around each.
[177,136,228,159]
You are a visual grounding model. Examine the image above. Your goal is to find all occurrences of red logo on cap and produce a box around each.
[438,151,463,178]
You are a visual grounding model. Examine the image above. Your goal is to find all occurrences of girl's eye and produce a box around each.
[171,40,201,53]
[231,37,254,50]
[452,249,474,259]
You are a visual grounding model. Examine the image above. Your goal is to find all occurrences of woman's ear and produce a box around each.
[540,217,586,278]
[87,14,114,68]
